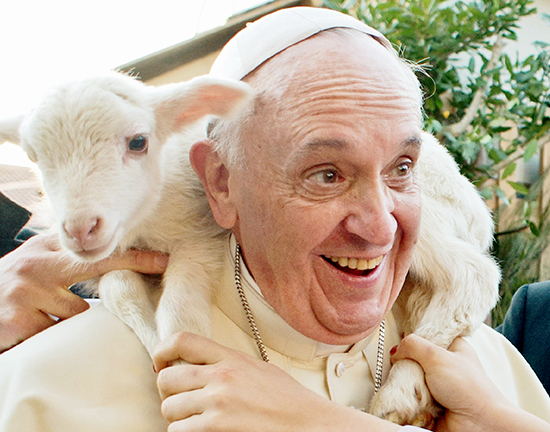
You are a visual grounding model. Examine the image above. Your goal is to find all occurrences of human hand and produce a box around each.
[153,331,401,432]
[392,334,550,432]
[0,233,169,352]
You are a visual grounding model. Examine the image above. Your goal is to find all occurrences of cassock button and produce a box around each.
[335,362,346,377]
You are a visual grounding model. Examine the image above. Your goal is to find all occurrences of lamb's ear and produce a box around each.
[152,76,253,135]
[0,115,24,145]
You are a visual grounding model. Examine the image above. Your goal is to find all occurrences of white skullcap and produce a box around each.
[209,6,392,80]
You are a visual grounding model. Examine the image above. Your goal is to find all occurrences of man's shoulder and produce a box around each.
[0,303,147,368]
[466,322,541,371]
[508,280,550,311]
[466,322,522,353]
[497,281,550,357]
[519,280,550,307]
[466,323,550,420]
[0,304,167,432]
[503,281,550,396]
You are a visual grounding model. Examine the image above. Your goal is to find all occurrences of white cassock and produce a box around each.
[1,237,549,431]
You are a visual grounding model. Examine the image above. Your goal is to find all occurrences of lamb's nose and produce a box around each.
[63,217,101,248]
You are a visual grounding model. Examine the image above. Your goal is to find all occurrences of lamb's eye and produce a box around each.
[128,135,148,153]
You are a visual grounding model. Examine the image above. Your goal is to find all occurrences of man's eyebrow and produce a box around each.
[297,136,422,154]
[303,139,347,151]
[289,139,347,160]
[402,135,422,150]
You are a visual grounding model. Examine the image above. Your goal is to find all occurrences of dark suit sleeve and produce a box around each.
[497,281,550,395]
[496,285,528,352]
[0,192,33,257]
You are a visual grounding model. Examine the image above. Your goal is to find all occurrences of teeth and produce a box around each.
[357,259,368,270]
[327,255,383,271]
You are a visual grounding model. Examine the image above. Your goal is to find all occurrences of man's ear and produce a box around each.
[190,140,237,229]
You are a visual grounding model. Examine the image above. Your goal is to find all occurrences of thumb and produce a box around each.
[391,334,445,370]
[111,249,170,274]
[72,250,169,283]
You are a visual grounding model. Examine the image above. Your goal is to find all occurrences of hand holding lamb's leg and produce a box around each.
[369,359,439,429]
[369,245,499,427]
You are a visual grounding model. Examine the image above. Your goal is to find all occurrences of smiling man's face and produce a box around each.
[224,29,423,345]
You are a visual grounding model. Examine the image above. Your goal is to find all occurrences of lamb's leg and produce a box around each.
[99,270,160,356]
[369,237,500,427]
[155,247,220,342]
[370,359,439,429]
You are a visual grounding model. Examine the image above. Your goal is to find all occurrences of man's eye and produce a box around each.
[394,162,411,177]
[307,169,342,184]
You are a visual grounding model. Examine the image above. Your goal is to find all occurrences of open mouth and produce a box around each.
[322,255,383,277]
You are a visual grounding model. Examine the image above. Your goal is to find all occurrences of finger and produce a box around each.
[447,337,485,369]
[83,250,169,280]
[161,390,205,422]
[37,287,90,320]
[157,364,207,399]
[447,336,473,354]
[36,232,63,250]
[11,232,60,255]
[168,415,205,432]
[392,334,447,368]
[11,273,90,320]
[0,307,57,352]
[154,332,231,371]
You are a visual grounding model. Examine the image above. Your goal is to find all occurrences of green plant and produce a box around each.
[324,0,550,325]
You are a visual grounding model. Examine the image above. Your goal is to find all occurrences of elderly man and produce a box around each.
[0,7,549,432]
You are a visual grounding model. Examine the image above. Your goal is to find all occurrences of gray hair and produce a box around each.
[207,27,425,168]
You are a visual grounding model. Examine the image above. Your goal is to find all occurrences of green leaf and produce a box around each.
[527,220,540,237]
[523,200,538,219]
[488,118,505,128]
[479,186,493,200]
[523,139,538,162]
[468,57,475,73]
[507,181,530,195]
[480,135,493,145]
[495,186,510,206]
[504,54,513,74]
[502,162,516,179]
[425,118,443,133]
[506,96,519,110]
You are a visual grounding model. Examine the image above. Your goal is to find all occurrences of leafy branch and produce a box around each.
[324,0,550,325]
[445,35,504,137]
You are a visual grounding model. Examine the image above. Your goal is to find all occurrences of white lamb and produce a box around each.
[0,72,500,428]
[0,71,251,353]
[368,132,501,427]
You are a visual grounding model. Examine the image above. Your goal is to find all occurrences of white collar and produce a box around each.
[214,236,377,361]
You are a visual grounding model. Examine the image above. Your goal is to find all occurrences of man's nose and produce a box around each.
[342,184,397,246]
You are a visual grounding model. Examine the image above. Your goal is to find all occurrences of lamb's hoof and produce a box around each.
[369,359,442,430]
[386,410,436,430]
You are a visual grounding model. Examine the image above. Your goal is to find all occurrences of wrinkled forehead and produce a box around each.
[243,29,422,128]
[245,28,414,91]
[207,7,422,133]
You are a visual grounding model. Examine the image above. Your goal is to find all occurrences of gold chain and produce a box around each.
[233,242,384,391]
[234,243,270,362]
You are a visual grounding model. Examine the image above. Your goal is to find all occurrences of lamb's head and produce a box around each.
[1,72,252,262]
